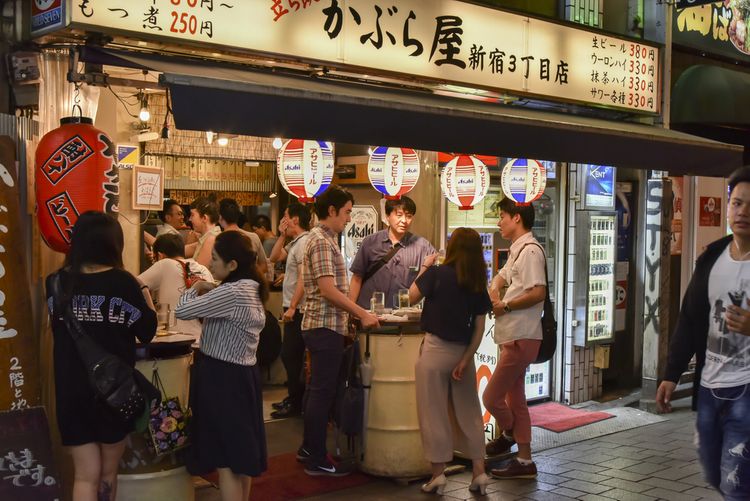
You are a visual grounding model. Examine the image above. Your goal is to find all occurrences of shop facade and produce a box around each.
[2,0,746,496]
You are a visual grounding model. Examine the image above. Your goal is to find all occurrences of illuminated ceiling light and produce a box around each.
[206,131,215,144]
[217,134,229,147]
[138,91,150,122]
[272,137,283,149]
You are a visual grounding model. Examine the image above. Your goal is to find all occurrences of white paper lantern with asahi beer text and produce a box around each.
[276,139,334,203]
[367,146,420,200]
[440,155,490,210]
[500,158,546,206]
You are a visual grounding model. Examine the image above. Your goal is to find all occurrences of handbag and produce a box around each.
[147,368,189,456]
[518,244,558,364]
[49,272,161,423]
[335,337,365,437]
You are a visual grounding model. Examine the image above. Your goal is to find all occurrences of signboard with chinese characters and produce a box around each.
[62,0,660,113]
[673,2,750,62]
[0,408,61,500]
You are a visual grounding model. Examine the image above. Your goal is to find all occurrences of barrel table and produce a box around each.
[360,322,430,478]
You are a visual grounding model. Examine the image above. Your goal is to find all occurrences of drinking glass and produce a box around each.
[398,288,410,309]
[371,291,385,313]
[436,248,446,265]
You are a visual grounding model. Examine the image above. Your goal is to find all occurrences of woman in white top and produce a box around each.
[176,231,268,501]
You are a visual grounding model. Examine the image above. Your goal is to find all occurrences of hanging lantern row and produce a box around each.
[276,139,334,203]
[440,155,490,211]
[367,146,420,200]
[35,116,120,253]
[500,158,547,206]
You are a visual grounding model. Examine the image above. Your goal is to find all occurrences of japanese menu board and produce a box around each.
[58,0,660,113]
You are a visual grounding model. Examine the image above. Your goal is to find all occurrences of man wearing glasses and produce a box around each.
[144,199,185,247]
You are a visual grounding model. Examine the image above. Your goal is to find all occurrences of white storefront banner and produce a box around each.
[59,0,659,113]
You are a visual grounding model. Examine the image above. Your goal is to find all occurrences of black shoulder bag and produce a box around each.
[518,243,557,364]
[49,272,160,423]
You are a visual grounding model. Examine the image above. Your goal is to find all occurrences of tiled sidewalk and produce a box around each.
[307,399,722,501]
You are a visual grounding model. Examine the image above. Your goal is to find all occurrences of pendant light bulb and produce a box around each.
[217,135,229,147]
[138,92,150,122]
[272,137,283,149]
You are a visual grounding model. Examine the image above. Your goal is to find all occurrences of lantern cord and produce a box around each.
[71,83,83,118]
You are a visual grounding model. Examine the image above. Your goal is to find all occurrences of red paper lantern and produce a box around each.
[35,117,120,253]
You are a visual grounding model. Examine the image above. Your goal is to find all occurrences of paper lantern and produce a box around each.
[500,158,546,205]
[367,146,420,200]
[35,116,120,253]
[277,139,334,203]
[440,155,490,210]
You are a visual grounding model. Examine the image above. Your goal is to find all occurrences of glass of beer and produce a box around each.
[398,288,410,309]
[371,291,385,313]
[436,248,446,265]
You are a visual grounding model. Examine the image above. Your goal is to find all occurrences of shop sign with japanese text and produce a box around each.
[673,1,750,62]
[61,0,660,113]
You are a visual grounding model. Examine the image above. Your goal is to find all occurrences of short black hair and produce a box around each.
[191,197,219,224]
[159,199,180,223]
[728,166,750,197]
[499,197,535,230]
[286,202,312,230]
[252,214,272,231]
[385,195,416,216]
[153,233,185,258]
[314,185,354,220]
[219,198,242,225]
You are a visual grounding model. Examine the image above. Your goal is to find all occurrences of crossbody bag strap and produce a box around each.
[363,243,402,282]
[50,272,86,341]
[518,242,551,304]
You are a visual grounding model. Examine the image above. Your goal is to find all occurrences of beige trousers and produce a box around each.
[415,333,486,462]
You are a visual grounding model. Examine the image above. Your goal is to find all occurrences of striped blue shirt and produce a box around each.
[350,229,436,309]
[175,279,265,366]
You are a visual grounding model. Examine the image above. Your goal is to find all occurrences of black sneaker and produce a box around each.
[296,446,311,462]
[304,457,353,477]
[270,405,302,419]
[272,397,291,411]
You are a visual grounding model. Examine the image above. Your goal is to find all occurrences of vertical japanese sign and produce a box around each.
[0,137,40,412]
[62,0,660,113]
[0,408,61,500]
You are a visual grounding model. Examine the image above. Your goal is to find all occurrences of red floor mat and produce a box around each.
[201,452,373,500]
[529,402,614,433]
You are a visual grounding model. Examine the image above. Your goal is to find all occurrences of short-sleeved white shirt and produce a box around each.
[282,231,309,308]
[490,231,546,345]
[138,258,214,337]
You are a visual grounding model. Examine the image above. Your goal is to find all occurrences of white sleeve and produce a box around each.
[518,247,547,290]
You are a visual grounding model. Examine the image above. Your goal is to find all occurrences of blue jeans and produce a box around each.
[697,384,750,500]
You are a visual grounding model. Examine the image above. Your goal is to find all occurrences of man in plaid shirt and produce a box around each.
[298,185,380,477]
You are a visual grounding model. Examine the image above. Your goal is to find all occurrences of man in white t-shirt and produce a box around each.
[138,233,213,339]
[483,198,546,479]
[268,202,311,418]
[657,166,750,499]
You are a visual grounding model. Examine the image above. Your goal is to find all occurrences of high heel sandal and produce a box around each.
[421,473,447,494]
[468,473,490,495]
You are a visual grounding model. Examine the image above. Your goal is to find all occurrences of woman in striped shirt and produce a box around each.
[176,231,268,501]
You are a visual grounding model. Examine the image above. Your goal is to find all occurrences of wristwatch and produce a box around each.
[503,302,512,314]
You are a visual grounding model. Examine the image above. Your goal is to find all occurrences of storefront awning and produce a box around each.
[88,49,744,176]
[672,65,750,126]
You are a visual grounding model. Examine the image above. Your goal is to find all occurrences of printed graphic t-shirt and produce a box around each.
[702,246,750,388]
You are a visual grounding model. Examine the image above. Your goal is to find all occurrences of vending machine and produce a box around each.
[573,165,617,347]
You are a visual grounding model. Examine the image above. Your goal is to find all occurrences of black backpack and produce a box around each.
[256,311,282,368]
[520,243,557,364]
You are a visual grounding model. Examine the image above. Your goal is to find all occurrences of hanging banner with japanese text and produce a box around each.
[59,0,660,113]
[673,2,750,62]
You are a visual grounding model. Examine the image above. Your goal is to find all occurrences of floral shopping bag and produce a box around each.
[147,368,189,456]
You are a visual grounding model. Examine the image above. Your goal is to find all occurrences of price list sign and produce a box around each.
[61,0,660,114]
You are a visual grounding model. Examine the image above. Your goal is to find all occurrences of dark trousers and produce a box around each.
[281,308,305,408]
[301,328,344,463]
